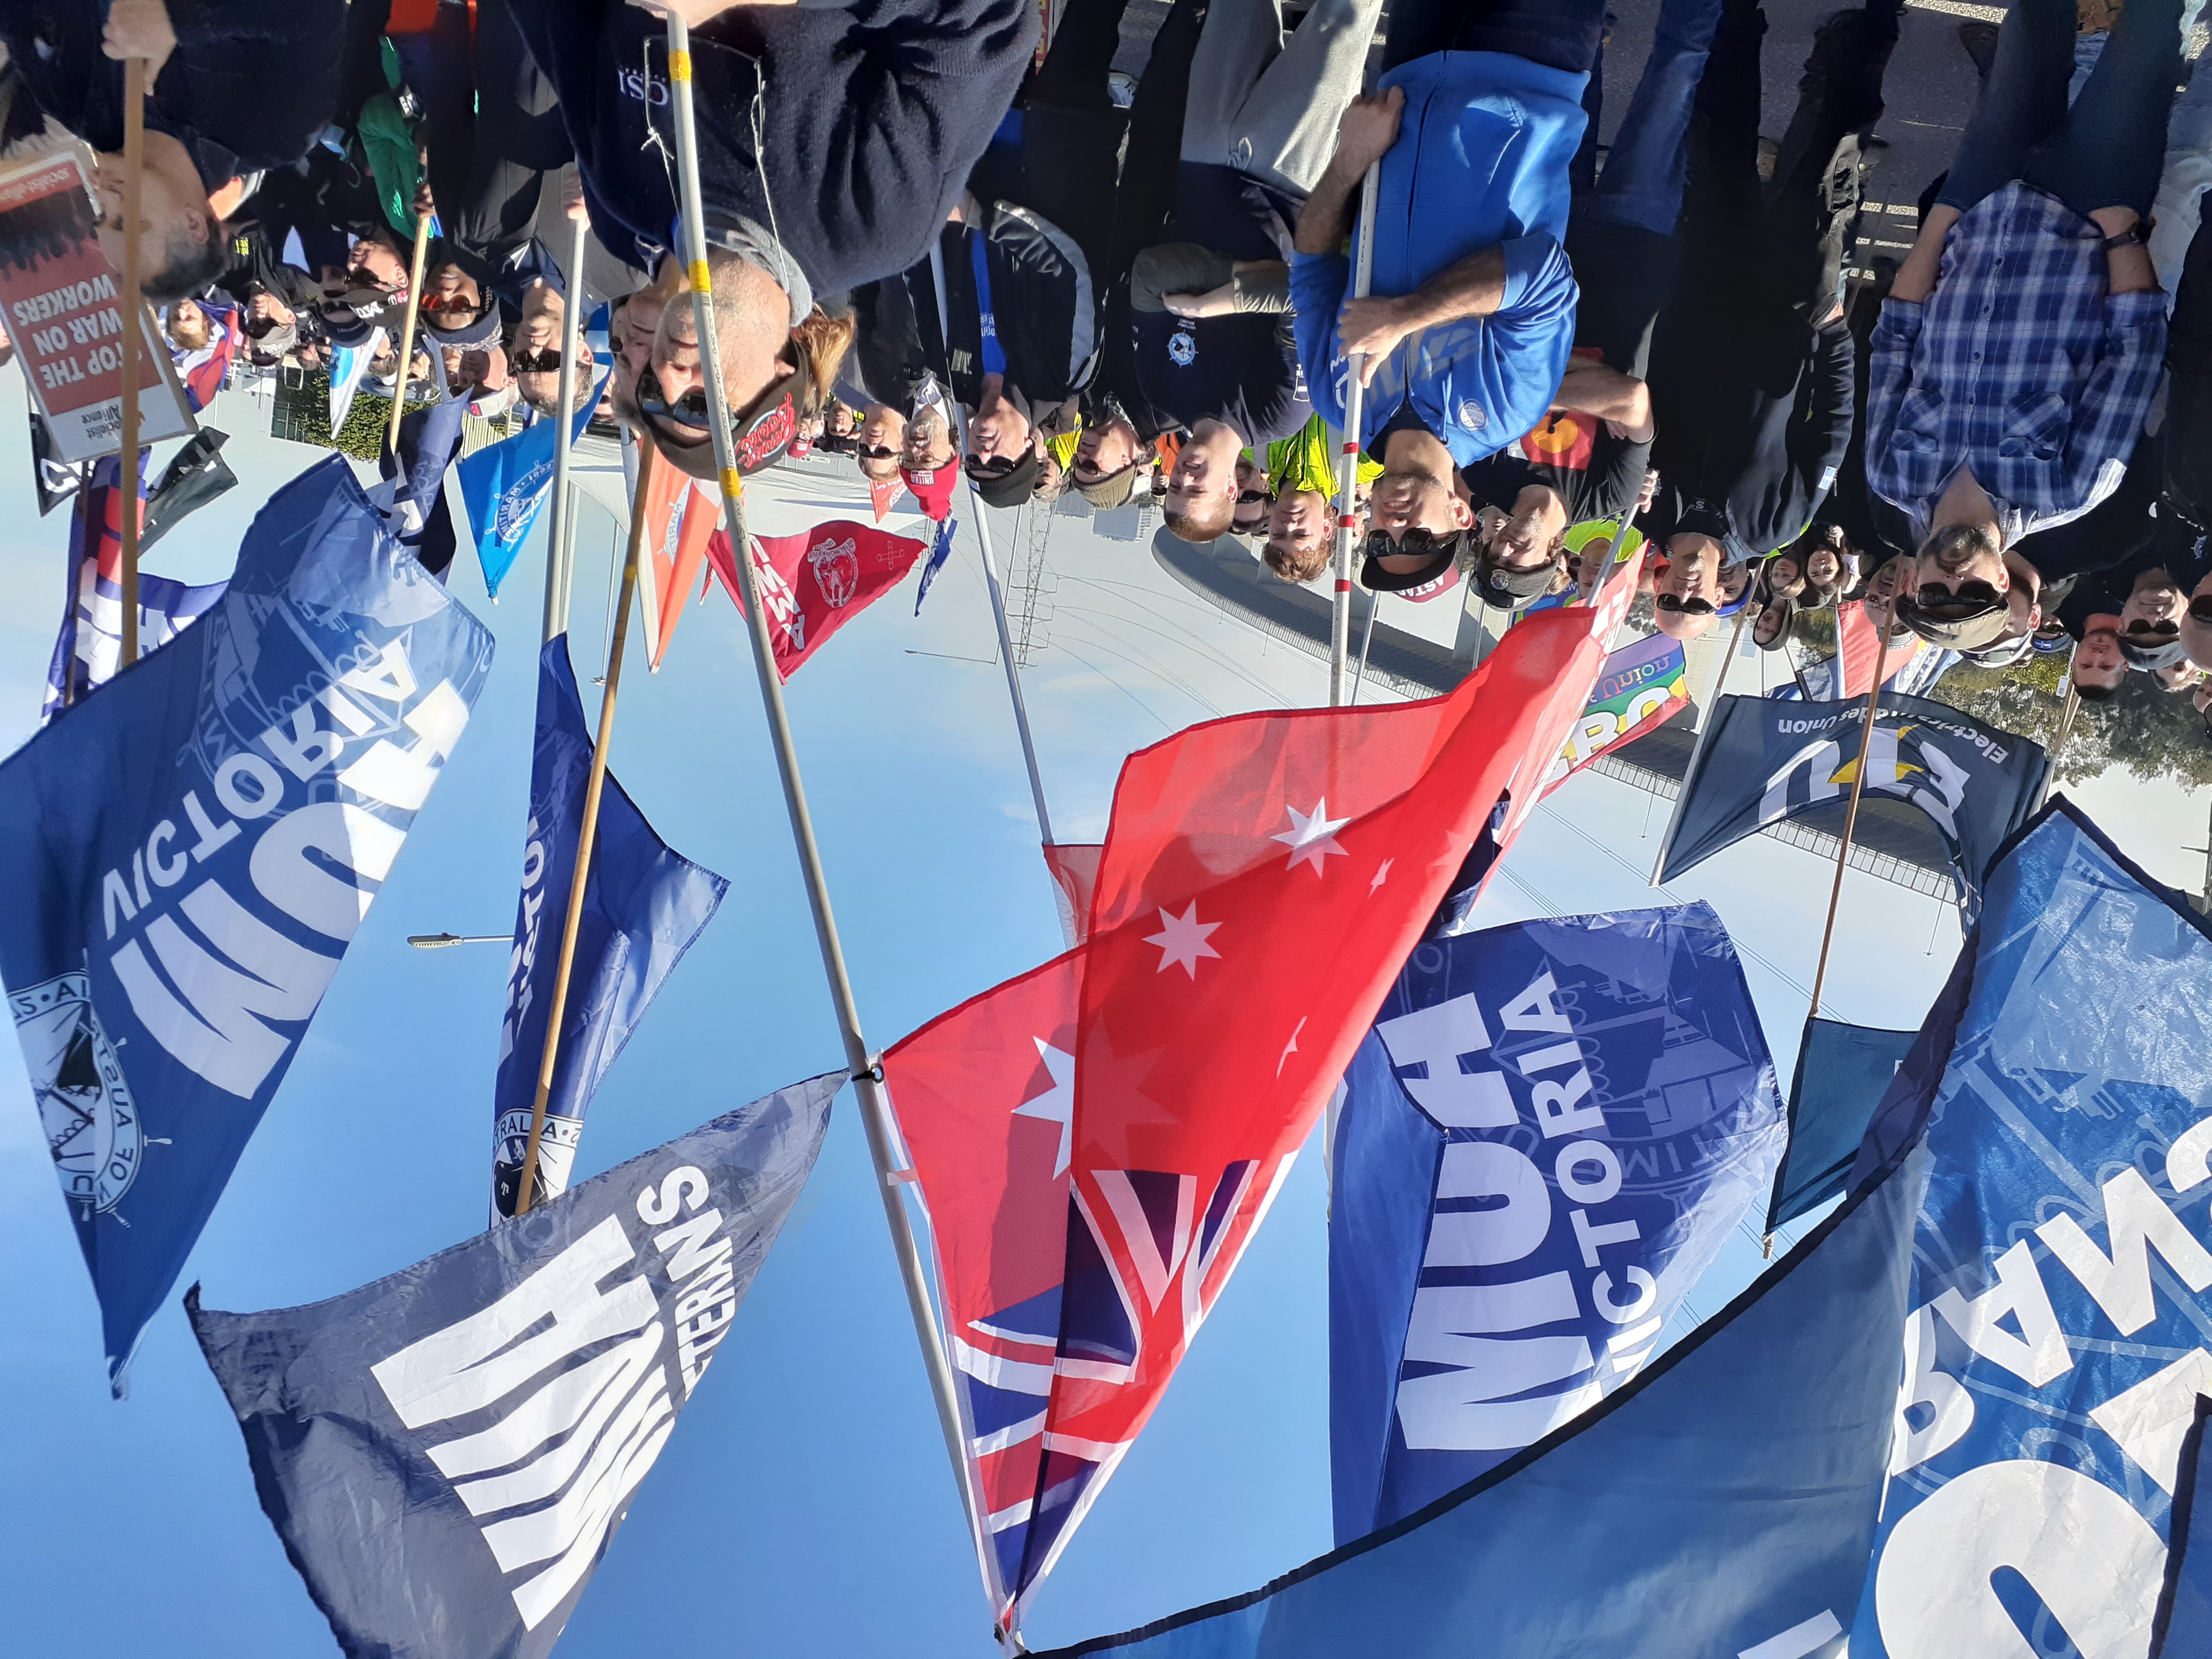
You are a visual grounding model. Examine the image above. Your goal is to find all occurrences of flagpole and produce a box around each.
[544,212,589,645]
[928,241,1056,844]
[1328,162,1380,708]
[513,447,652,1216]
[1648,608,1751,886]
[661,16,993,1619]
[118,57,145,669]
[1807,625,1892,1021]
[1350,591,1379,704]
[386,211,432,460]
[2031,682,2078,814]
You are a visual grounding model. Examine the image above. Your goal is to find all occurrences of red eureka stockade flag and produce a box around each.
[706,519,923,681]
[884,577,1632,1636]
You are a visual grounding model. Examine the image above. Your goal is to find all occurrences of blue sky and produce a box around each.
[0,382,2201,1656]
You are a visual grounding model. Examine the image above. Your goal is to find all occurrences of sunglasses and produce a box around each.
[637,363,798,470]
[1237,488,1276,506]
[1656,594,1716,615]
[1914,579,2001,609]
[968,454,1019,479]
[2125,619,2181,638]
[511,348,564,373]
[860,444,897,461]
[1362,527,1453,560]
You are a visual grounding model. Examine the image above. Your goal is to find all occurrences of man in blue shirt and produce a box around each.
[1290,0,1601,587]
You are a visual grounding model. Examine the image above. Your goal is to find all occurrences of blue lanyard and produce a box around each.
[968,230,1006,379]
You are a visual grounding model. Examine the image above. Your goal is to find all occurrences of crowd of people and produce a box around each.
[7,0,2212,728]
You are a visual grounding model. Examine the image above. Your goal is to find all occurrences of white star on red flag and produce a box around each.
[1011,1038,1075,1176]
[1272,799,1351,878]
[1144,902,1222,978]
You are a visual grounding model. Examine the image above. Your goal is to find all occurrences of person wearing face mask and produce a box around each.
[516,0,1031,476]
[1,0,347,301]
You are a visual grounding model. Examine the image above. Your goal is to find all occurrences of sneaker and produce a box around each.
[1108,70,1137,108]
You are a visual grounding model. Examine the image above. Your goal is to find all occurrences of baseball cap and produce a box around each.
[1075,463,1137,511]
[421,304,500,349]
[2120,632,2191,671]
[1364,538,1467,604]
[1896,592,2012,651]
[1471,550,1557,610]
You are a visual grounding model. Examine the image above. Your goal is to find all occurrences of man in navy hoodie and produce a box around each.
[516,0,1035,466]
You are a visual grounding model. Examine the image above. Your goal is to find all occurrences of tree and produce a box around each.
[1936,658,2212,789]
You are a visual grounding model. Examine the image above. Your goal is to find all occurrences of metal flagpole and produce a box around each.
[1807,626,1892,1020]
[1350,592,1379,704]
[386,211,433,460]
[544,212,590,644]
[929,242,1055,843]
[1328,162,1380,708]
[513,447,653,1215]
[118,58,145,669]
[2031,682,2079,814]
[661,14,993,1616]
[1648,609,1752,885]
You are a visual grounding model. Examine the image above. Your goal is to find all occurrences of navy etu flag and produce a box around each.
[1658,693,2047,923]
[492,640,727,1219]
[1330,905,1784,1544]
[0,458,494,1390]
[191,1072,837,1659]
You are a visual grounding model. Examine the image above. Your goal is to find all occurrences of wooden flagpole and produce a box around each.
[1648,609,1752,885]
[543,211,591,645]
[1328,162,1380,708]
[513,445,653,1215]
[118,57,145,669]
[2031,682,2079,814]
[385,211,432,460]
[1807,625,1893,1020]
[661,15,995,1632]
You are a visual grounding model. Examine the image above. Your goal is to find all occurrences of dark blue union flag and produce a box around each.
[491,640,727,1220]
[192,1074,837,1659]
[1658,693,2048,924]
[0,458,495,1391]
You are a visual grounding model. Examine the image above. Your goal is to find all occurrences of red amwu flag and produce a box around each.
[707,519,923,680]
[884,581,1632,1636]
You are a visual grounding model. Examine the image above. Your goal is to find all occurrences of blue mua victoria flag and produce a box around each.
[0,459,496,1391]
[1330,905,1784,1542]
[191,1073,838,1659]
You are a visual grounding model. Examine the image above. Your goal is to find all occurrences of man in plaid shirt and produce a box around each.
[1867,0,2173,654]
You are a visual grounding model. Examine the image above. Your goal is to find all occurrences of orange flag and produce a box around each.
[635,463,719,671]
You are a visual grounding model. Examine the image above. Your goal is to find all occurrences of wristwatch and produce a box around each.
[2102,221,2152,252]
